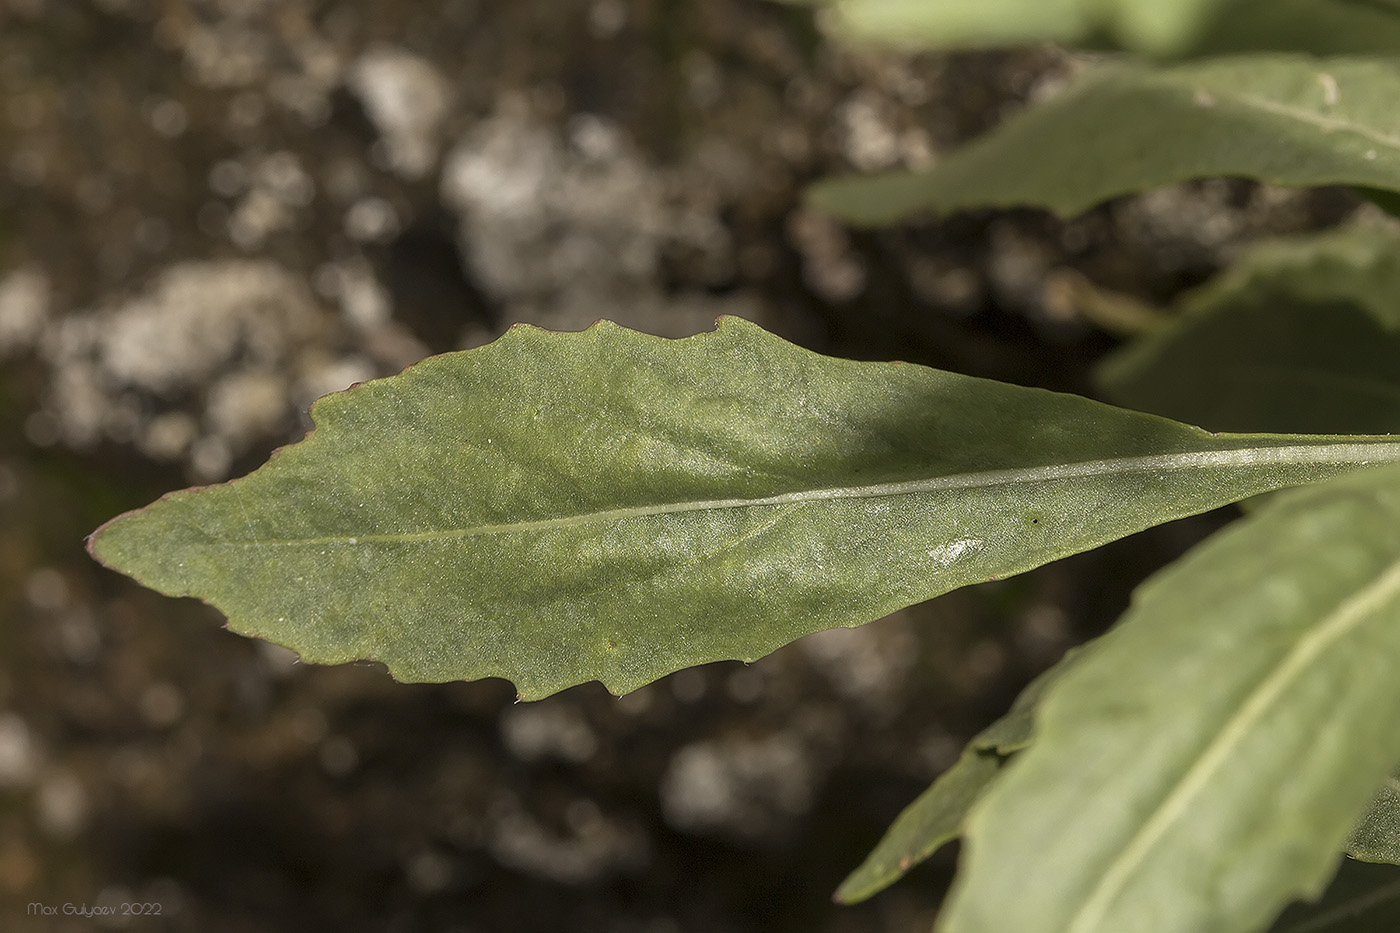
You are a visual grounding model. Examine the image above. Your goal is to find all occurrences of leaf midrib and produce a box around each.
[1063,554,1400,932]
[214,440,1400,548]
[1222,91,1400,153]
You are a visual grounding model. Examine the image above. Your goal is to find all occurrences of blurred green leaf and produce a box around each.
[89,318,1400,699]
[943,463,1400,933]
[841,631,1400,906]
[831,0,1400,58]
[809,57,1400,225]
[1098,224,1400,435]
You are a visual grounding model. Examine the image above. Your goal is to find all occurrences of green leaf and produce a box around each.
[941,463,1400,933]
[831,0,1096,51]
[809,56,1400,225]
[1348,774,1400,864]
[835,648,1083,904]
[836,753,1000,906]
[841,638,1400,905]
[1271,859,1400,932]
[841,640,1400,906]
[1098,223,1400,435]
[831,0,1400,58]
[88,318,1400,700]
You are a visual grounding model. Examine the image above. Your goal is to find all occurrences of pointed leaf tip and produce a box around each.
[89,319,1400,698]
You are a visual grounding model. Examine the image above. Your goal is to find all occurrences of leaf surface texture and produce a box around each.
[943,464,1400,933]
[89,319,1400,699]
